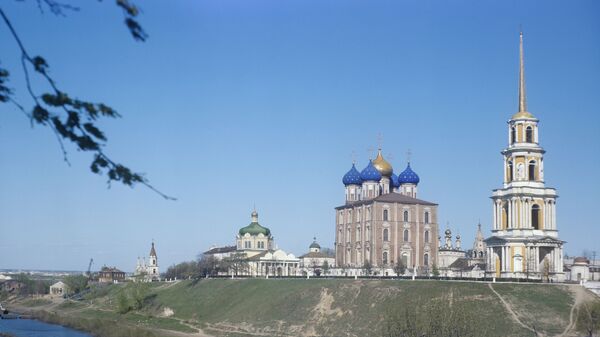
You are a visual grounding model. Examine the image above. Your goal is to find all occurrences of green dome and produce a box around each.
[239,221,271,236]
[238,210,271,236]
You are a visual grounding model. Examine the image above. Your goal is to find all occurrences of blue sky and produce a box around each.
[0,0,598,271]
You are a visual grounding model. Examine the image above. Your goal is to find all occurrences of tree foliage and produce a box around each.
[0,1,173,199]
[577,300,600,337]
[394,259,406,276]
[63,274,88,295]
[197,254,224,277]
[164,261,198,280]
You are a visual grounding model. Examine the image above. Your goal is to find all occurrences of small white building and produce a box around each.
[299,238,335,276]
[134,241,160,281]
[50,281,68,296]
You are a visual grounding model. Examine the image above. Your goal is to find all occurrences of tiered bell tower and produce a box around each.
[485,32,564,281]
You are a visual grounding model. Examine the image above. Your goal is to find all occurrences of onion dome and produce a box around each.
[360,160,382,182]
[309,237,321,249]
[372,149,393,176]
[574,257,590,264]
[391,173,400,188]
[398,163,420,185]
[342,163,362,186]
[239,210,271,236]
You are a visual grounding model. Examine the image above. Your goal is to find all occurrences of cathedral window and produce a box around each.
[526,126,533,143]
[424,212,430,224]
[403,229,409,242]
[528,161,536,181]
[348,210,353,223]
[383,228,389,242]
[531,204,540,229]
[403,210,409,222]
[383,209,389,221]
[508,161,514,182]
[244,241,251,249]
[356,227,361,241]
[511,126,516,144]
[424,253,429,266]
[424,230,429,243]
[401,253,408,267]
[347,228,351,243]
[383,252,388,265]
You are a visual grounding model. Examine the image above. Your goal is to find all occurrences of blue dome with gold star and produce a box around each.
[391,173,400,188]
[342,164,362,186]
[398,163,420,185]
[360,160,382,182]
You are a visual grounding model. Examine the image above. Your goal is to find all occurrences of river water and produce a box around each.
[0,318,91,337]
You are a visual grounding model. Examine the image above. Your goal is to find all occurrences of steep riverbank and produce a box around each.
[7,279,599,337]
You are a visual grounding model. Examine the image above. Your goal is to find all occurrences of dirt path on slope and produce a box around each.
[558,285,588,337]
[488,283,541,336]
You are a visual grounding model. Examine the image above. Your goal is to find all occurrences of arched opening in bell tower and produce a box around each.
[528,161,537,181]
[526,126,533,143]
[531,204,540,229]
[508,161,514,182]
[511,126,516,144]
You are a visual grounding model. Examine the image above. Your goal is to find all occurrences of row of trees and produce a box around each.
[164,253,252,280]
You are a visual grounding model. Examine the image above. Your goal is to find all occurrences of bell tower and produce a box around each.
[486,32,564,281]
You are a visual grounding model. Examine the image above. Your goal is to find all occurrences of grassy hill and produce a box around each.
[12,278,599,337]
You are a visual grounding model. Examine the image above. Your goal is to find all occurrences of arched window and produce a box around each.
[401,253,408,267]
[424,212,430,224]
[383,209,389,221]
[532,204,540,229]
[526,126,533,143]
[424,253,429,266]
[403,229,409,242]
[511,126,516,144]
[348,210,353,223]
[528,161,536,181]
[479,251,484,258]
[347,228,351,242]
[508,161,514,182]
[356,227,361,241]
[403,210,409,222]
[383,252,388,265]
[383,228,389,242]
[424,230,429,243]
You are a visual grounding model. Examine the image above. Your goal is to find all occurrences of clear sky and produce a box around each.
[1,0,599,271]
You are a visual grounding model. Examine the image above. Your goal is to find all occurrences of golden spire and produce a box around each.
[513,30,534,119]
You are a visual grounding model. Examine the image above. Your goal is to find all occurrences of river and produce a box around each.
[0,318,91,337]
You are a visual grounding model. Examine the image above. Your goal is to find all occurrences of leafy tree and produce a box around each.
[116,291,131,314]
[321,260,330,276]
[0,1,173,199]
[164,261,198,280]
[222,252,249,276]
[431,263,440,277]
[393,259,406,276]
[63,274,88,295]
[197,254,222,277]
[363,261,373,276]
[577,300,600,337]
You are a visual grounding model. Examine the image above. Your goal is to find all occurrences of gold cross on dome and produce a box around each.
[366,146,374,159]
[377,132,383,149]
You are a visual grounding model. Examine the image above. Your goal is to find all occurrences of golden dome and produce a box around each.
[511,110,535,119]
[373,149,393,176]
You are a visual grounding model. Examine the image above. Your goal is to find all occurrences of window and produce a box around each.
[528,161,536,181]
[401,253,408,267]
[424,212,430,224]
[508,161,514,182]
[347,228,351,242]
[383,209,389,221]
[258,241,264,249]
[348,210,353,223]
[356,227,361,241]
[244,241,251,249]
[424,253,429,266]
[403,229,409,242]
[367,207,371,221]
[383,252,388,265]
[383,228,389,242]
[424,230,429,243]
[526,126,533,143]
[532,204,540,229]
[366,227,371,241]
[403,210,409,222]
[511,126,516,144]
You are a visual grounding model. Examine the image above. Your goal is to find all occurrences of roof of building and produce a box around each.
[391,173,400,188]
[372,149,393,176]
[149,242,157,257]
[398,163,420,185]
[360,160,382,182]
[204,245,237,255]
[299,251,334,259]
[336,192,437,209]
[574,257,590,264]
[100,266,124,273]
[342,163,363,186]
[239,210,271,236]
